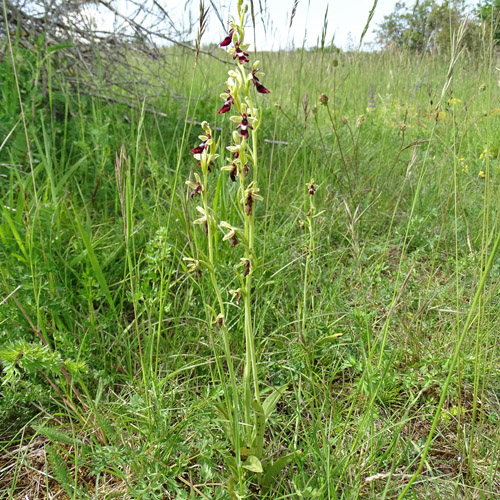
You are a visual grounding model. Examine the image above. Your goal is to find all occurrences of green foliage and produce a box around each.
[2,7,500,499]
[376,0,480,52]
[0,339,86,385]
[477,0,500,41]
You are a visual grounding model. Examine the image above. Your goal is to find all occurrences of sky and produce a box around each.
[225,0,402,50]
[184,0,403,50]
[86,0,477,51]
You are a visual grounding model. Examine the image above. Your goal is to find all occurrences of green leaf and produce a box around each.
[242,455,263,473]
[262,384,288,418]
[314,333,344,347]
[251,399,265,458]
[239,446,256,460]
[1,206,28,260]
[215,402,234,446]
[260,451,302,489]
[74,212,116,315]
[33,425,81,446]
[46,445,85,498]
[47,42,74,54]
[226,475,238,500]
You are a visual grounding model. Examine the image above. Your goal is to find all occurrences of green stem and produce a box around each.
[200,163,241,463]
[302,196,314,342]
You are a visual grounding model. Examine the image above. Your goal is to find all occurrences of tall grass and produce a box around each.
[1,7,500,499]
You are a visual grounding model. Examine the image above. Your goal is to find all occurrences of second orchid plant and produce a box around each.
[185,1,299,493]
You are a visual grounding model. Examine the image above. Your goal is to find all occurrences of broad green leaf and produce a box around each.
[260,450,302,488]
[239,446,255,459]
[251,399,265,458]
[215,402,234,446]
[262,384,288,418]
[242,455,263,473]
[314,333,344,347]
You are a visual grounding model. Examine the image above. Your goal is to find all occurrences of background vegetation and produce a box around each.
[1,0,500,498]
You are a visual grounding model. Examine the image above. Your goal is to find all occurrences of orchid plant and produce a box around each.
[184,1,300,495]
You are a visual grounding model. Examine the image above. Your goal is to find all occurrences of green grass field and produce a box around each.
[1,16,500,499]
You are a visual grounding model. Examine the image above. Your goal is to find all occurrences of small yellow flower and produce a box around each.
[462,164,469,173]
[448,97,462,105]
[478,170,486,178]
[459,157,465,162]
[479,149,493,160]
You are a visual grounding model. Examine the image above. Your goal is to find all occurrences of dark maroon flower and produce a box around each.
[218,90,234,114]
[232,151,239,160]
[190,144,205,154]
[236,113,253,139]
[254,80,270,94]
[190,133,211,155]
[230,234,238,247]
[309,183,316,195]
[251,69,270,94]
[243,259,250,277]
[243,163,249,178]
[230,164,237,182]
[233,43,249,64]
[220,29,235,47]
[190,182,203,199]
[245,192,253,215]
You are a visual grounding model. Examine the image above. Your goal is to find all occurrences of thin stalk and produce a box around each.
[301,194,315,342]
[201,167,241,458]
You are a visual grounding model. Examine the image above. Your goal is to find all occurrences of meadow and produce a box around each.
[1,21,500,499]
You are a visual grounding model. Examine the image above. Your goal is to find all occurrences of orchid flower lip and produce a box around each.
[235,113,253,139]
[254,80,270,94]
[220,28,235,47]
[251,69,270,94]
[218,91,234,114]
[230,165,237,182]
[190,144,205,154]
[233,43,250,64]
